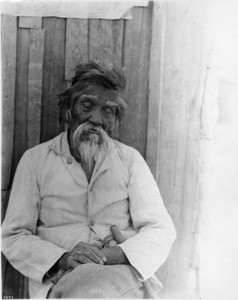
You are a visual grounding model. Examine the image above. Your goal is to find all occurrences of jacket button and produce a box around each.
[67,157,73,164]
[89,219,95,226]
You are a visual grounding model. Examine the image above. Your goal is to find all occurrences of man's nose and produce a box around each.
[89,109,103,126]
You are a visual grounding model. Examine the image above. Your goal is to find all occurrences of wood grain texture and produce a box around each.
[120,4,153,157]
[27,29,45,148]
[41,18,66,142]
[2,191,28,299]
[88,18,124,140]
[11,28,31,182]
[65,19,88,81]
[1,190,10,293]
[19,16,42,29]
[2,257,29,299]
[1,15,17,190]
[1,189,10,223]
[146,2,166,177]
[146,2,211,297]
[88,19,124,66]
[1,252,7,290]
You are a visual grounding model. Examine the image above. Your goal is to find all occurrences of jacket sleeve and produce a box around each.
[1,150,67,283]
[119,149,176,281]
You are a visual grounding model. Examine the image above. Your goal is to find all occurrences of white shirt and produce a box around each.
[2,131,176,297]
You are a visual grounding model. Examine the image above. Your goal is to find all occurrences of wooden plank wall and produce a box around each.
[120,6,152,155]
[1,5,153,298]
[1,15,26,299]
[146,1,212,298]
[1,2,212,298]
[41,18,66,142]
[1,15,17,193]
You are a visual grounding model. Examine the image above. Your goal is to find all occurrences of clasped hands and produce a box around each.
[57,236,128,272]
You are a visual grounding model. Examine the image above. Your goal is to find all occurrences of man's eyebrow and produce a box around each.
[80,94,97,101]
[105,101,118,107]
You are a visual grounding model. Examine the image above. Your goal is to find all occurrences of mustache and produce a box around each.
[73,122,107,146]
[80,128,102,142]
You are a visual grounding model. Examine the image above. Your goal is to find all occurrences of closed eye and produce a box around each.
[102,106,114,115]
[82,101,94,109]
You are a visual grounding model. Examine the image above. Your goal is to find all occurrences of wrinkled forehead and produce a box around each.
[78,84,121,104]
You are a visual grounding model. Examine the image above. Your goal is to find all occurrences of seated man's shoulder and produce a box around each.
[112,139,144,164]
[25,132,64,161]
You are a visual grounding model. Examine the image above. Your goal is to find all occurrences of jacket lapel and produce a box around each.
[90,148,112,186]
[49,131,88,187]
[49,131,116,187]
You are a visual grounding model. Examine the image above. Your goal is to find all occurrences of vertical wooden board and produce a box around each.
[88,19,124,140]
[146,2,166,177]
[120,5,153,157]
[1,15,17,190]
[1,190,10,291]
[1,252,7,290]
[63,81,71,132]
[146,2,211,297]
[27,29,45,148]
[65,19,88,81]
[155,2,189,294]
[1,190,10,223]
[88,19,124,66]
[41,17,66,143]
[11,28,31,182]
[2,258,28,299]
[1,190,10,294]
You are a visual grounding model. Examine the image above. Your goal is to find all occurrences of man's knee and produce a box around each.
[48,264,144,298]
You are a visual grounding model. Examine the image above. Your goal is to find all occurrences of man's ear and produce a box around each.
[115,99,128,124]
[65,109,72,123]
[58,90,72,124]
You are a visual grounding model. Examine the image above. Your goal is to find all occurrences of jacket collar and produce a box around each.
[49,131,117,184]
[49,130,70,157]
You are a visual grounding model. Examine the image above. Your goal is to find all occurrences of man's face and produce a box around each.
[71,84,119,136]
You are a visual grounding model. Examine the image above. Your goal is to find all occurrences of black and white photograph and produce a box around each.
[1,0,238,299]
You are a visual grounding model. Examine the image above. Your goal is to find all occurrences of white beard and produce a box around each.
[73,123,108,173]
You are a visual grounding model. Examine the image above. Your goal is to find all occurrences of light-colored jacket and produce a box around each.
[2,131,176,298]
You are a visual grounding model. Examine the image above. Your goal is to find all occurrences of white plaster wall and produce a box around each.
[200,2,238,299]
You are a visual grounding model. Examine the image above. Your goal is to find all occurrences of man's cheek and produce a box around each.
[103,120,115,133]
[73,118,88,130]
[72,110,88,124]
[110,118,116,131]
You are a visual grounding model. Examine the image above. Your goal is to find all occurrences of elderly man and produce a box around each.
[2,61,176,298]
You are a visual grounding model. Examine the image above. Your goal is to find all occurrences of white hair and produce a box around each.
[73,123,109,173]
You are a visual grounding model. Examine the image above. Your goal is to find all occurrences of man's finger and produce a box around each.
[69,259,81,269]
[73,241,86,250]
[90,240,103,249]
[108,239,118,247]
[76,255,99,265]
[89,246,107,262]
[82,249,104,264]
